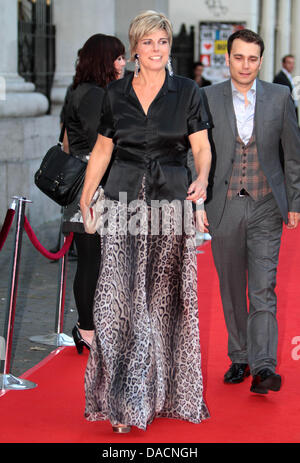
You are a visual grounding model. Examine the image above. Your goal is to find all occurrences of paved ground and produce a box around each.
[0,216,77,378]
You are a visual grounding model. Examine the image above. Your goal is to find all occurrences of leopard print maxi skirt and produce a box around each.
[84,182,209,430]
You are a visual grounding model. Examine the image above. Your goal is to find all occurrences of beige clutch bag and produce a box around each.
[84,186,105,234]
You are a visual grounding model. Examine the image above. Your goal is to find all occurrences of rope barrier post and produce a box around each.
[0,197,37,392]
[0,199,17,252]
[29,230,75,347]
[54,235,72,342]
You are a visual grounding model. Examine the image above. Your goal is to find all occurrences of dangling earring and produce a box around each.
[167,57,174,76]
[134,53,140,77]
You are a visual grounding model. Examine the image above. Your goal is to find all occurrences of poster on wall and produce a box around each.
[199,22,246,84]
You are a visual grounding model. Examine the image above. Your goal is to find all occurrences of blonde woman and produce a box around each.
[80,11,212,433]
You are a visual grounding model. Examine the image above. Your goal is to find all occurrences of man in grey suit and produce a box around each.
[201,29,300,394]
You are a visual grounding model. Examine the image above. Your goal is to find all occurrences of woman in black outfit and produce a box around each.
[62,34,126,352]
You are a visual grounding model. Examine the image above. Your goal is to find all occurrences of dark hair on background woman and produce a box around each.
[73,34,125,89]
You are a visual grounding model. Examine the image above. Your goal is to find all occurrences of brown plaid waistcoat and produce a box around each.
[227,131,272,200]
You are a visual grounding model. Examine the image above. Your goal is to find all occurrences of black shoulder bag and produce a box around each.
[34,124,87,206]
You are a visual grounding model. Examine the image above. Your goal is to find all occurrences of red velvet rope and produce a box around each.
[0,209,16,252]
[23,216,73,260]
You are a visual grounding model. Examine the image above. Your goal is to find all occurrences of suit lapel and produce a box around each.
[255,79,265,152]
[223,80,237,137]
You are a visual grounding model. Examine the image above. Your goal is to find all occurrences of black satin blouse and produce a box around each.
[98,71,212,204]
[66,82,105,157]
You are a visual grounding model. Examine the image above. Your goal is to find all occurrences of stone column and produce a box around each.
[51,0,115,114]
[248,0,260,32]
[0,0,48,118]
[291,0,300,77]
[276,0,292,72]
[259,0,276,82]
[0,0,48,117]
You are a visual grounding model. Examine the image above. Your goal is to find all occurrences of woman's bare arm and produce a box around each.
[80,134,114,220]
[186,129,212,203]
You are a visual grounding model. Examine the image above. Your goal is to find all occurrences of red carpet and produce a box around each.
[0,227,300,443]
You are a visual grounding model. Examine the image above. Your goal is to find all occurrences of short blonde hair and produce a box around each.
[129,10,173,61]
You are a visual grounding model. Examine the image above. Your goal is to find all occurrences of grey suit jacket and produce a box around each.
[203,79,300,228]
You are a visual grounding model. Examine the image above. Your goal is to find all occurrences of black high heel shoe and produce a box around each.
[72,324,91,354]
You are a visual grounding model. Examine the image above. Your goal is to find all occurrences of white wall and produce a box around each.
[169,0,259,61]
[51,0,115,111]
[169,0,259,33]
[53,0,115,82]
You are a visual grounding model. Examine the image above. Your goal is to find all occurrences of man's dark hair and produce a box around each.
[282,54,295,64]
[193,61,204,70]
[227,29,265,57]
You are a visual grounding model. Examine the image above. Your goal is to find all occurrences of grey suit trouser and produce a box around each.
[210,192,283,375]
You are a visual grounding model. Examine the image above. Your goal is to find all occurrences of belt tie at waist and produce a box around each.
[115,148,187,197]
[147,158,167,189]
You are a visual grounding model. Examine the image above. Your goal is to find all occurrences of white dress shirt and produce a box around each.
[231,80,256,145]
[282,68,298,108]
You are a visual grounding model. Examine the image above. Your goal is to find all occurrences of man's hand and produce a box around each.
[287,212,300,229]
[195,209,210,233]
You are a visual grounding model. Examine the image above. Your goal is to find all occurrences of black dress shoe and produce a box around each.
[250,368,281,394]
[224,363,250,384]
[72,324,91,354]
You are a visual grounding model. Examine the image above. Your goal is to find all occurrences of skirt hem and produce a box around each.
[84,406,210,431]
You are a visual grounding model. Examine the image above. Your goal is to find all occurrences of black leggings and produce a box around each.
[73,232,101,330]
